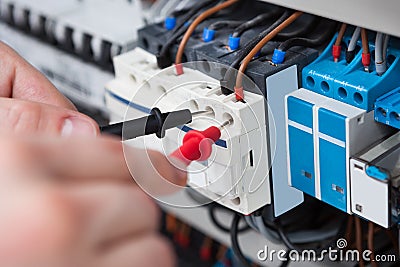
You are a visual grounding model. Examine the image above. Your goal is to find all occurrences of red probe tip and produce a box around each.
[169,126,221,166]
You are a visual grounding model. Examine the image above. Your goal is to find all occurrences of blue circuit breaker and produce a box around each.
[286,89,391,213]
[285,89,331,200]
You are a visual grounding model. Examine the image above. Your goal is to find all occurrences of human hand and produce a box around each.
[0,42,98,136]
[0,135,187,267]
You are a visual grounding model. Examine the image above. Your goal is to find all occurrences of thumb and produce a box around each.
[0,97,99,137]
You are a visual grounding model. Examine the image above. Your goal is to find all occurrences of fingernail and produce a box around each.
[61,117,97,137]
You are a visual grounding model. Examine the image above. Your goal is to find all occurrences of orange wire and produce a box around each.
[361,28,369,54]
[175,0,239,66]
[335,23,347,46]
[235,11,303,99]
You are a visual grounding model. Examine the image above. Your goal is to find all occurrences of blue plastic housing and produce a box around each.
[374,87,400,129]
[332,45,400,111]
[303,32,400,111]
[302,33,356,98]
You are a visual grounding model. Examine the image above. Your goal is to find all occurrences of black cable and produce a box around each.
[276,222,303,252]
[208,203,250,233]
[231,12,276,38]
[156,0,217,68]
[171,0,216,35]
[274,15,318,41]
[220,10,291,94]
[230,213,252,267]
[157,25,190,68]
[277,19,337,52]
[230,10,291,69]
[276,215,349,254]
[208,20,244,31]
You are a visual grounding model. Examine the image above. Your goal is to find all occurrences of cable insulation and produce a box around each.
[230,214,252,267]
[348,27,361,52]
[232,13,274,37]
[277,19,336,52]
[175,0,239,67]
[335,23,347,46]
[234,11,303,100]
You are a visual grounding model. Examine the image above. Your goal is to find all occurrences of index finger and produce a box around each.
[0,42,76,110]
[31,136,188,195]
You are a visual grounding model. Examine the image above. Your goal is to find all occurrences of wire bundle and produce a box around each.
[272,18,337,65]
[175,0,240,75]
[228,12,280,50]
[234,11,304,101]
[228,206,348,267]
[157,0,219,68]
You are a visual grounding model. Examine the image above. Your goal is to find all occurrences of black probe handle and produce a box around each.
[100,108,192,140]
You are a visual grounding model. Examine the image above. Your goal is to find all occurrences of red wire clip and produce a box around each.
[234,86,244,101]
[169,126,221,166]
[332,45,341,62]
[362,53,371,68]
[175,63,184,76]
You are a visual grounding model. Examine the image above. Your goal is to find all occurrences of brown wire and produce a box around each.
[235,11,303,95]
[345,216,354,245]
[361,28,369,54]
[385,229,399,252]
[175,0,239,65]
[355,217,365,267]
[368,222,378,267]
[335,23,347,46]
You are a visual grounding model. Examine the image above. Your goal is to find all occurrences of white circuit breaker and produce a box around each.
[106,48,271,215]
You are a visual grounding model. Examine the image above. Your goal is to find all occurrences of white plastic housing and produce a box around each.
[106,48,271,214]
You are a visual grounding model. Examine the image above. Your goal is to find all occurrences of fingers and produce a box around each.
[31,137,133,183]
[125,148,188,196]
[30,137,187,192]
[0,135,187,193]
[0,42,76,110]
[65,184,160,248]
[0,177,174,267]
[0,97,99,137]
[0,183,80,267]
[96,234,175,267]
